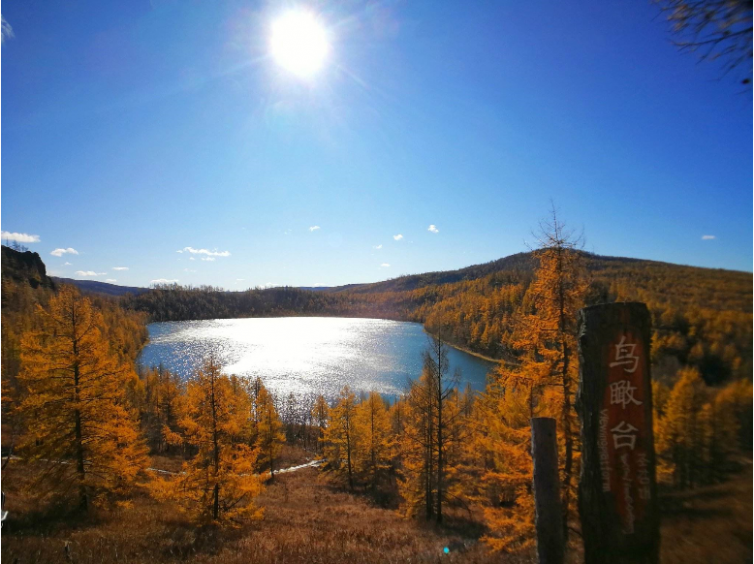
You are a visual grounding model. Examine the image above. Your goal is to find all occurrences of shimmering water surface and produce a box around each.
[137,318,496,398]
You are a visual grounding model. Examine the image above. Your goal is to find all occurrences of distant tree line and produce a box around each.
[121,252,752,388]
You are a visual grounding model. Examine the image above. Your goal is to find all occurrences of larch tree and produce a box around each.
[256,382,286,481]
[397,334,466,523]
[512,210,586,537]
[396,365,436,519]
[353,391,393,489]
[312,394,329,455]
[151,357,263,522]
[655,0,752,84]
[17,285,148,510]
[142,364,183,453]
[657,366,710,489]
[475,381,537,552]
[323,386,359,490]
[423,333,457,524]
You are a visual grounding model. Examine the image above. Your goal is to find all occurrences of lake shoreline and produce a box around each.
[138,317,496,397]
[423,330,502,365]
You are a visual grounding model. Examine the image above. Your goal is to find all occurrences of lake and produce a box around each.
[137,317,497,399]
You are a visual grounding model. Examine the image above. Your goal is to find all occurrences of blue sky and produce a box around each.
[2,1,751,288]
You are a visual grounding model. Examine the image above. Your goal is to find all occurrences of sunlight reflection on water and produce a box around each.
[137,318,495,399]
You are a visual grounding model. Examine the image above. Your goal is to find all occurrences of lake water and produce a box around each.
[137,317,496,399]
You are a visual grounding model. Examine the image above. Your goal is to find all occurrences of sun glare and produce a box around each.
[270,10,330,79]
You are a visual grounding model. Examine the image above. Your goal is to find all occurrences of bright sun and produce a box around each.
[270,10,330,79]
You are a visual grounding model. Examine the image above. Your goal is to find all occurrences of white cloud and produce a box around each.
[201,257,215,262]
[393,234,403,241]
[75,270,106,277]
[701,235,716,240]
[373,244,382,250]
[260,282,278,289]
[51,247,79,257]
[1,16,13,44]
[236,278,245,281]
[106,279,117,283]
[176,247,230,257]
[184,268,197,273]
[112,266,129,271]
[428,224,439,234]
[151,278,179,285]
[189,257,195,261]
[64,262,72,266]
[2,231,40,243]
[381,263,390,267]
[309,226,320,232]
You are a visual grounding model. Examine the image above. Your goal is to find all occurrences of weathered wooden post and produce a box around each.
[576,303,660,564]
[531,417,564,564]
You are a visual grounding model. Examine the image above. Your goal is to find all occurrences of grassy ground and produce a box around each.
[1,453,750,564]
[659,461,752,564]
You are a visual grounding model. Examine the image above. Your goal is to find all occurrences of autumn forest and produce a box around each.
[1,219,751,563]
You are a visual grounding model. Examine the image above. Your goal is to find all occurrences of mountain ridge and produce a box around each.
[46,250,752,297]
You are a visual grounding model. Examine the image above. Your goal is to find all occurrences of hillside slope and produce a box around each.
[52,277,147,297]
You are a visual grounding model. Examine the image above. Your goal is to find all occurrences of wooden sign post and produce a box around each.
[531,417,564,564]
[576,303,659,564]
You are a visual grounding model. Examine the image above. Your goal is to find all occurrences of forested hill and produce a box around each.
[120,251,752,386]
[52,277,147,297]
[1,246,149,423]
[327,251,537,294]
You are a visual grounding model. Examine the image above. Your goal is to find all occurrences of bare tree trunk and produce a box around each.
[211,370,220,520]
[71,304,87,512]
[436,338,444,525]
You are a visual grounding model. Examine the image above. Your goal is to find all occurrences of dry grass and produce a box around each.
[1,453,750,564]
[659,461,753,564]
[1,456,532,564]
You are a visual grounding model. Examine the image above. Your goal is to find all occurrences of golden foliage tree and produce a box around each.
[396,366,436,519]
[151,357,263,522]
[474,377,537,551]
[324,386,359,489]
[312,394,329,455]
[396,334,469,523]
[255,381,285,481]
[657,366,710,489]
[516,211,586,535]
[17,286,148,510]
[142,365,183,453]
[353,391,393,489]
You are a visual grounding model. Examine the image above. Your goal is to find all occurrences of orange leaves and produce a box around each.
[154,357,264,523]
[17,286,148,508]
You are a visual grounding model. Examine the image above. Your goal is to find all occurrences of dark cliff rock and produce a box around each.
[1,245,56,290]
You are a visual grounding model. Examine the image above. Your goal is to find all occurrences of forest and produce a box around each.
[121,249,753,387]
[1,240,752,563]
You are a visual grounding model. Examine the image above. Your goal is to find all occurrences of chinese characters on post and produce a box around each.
[577,303,659,564]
